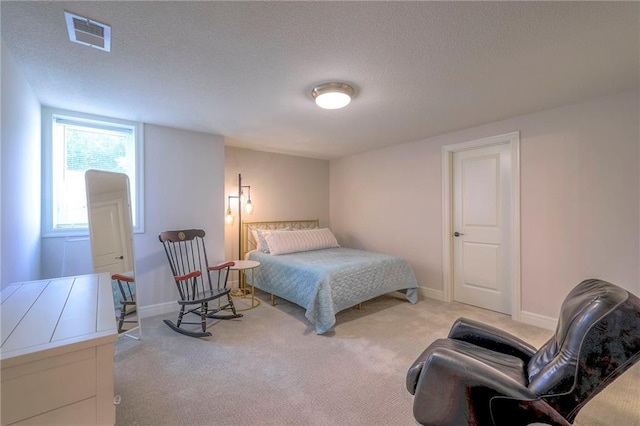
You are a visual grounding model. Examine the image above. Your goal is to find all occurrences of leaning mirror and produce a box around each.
[85,170,141,339]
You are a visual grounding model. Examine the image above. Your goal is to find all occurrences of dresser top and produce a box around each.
[1,273,118,363]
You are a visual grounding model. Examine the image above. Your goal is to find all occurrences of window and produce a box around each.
[43,108,144,236]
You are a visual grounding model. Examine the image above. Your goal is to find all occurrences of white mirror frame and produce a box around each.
[85,170,141,339]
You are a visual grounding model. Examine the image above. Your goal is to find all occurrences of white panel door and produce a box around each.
[453,143,512,314]
[89,200,129,274]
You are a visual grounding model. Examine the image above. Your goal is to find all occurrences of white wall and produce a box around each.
[3,35,636,325]
[330,91,639,321]
[1,39,41,287]
[134,124,226,316]
[224,147,330,261]
[40,124,226,317]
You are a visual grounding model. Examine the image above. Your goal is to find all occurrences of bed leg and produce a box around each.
[357,303,362,310]
[271,294,276,306]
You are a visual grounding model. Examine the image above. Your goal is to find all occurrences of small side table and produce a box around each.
[229,260,260,310]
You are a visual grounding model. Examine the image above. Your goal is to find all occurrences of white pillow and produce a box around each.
[265,228,339,255]
[250,229,262,251]
[251,228,290,253]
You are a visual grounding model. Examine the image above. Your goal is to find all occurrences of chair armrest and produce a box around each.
[174,270,202,282]
[448,317,537,364]
[111,273,135,283]
[209,261,235,271]
[407,340,538,426]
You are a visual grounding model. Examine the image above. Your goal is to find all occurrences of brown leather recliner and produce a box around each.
[406,279,640,426]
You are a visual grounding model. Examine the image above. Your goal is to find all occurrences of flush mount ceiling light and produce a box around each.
[311,82,355,109]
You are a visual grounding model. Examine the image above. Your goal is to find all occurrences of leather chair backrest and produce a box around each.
[526,279,640,422]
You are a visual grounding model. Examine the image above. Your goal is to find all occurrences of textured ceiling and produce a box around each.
[2,1,638,160]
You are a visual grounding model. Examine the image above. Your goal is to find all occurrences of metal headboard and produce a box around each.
[241,219,320,259]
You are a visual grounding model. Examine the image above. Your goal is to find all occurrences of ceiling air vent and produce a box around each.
[64,11,111,52]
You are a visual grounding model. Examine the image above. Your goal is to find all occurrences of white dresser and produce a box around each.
[1,273,118,425]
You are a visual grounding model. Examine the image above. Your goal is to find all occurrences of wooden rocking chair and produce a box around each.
[111,273,138,333]
[159,229,242,338]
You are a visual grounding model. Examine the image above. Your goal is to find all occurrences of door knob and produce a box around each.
[453,232,464,237]
[115,255,124,259]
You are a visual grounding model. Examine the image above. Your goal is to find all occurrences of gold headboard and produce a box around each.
[241,219,320,259]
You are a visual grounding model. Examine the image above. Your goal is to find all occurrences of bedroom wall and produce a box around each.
[330,90,639,324]
[133,124,226,316]
[1,39,42,288]
[224,147,330,261]
[40,124,226,317]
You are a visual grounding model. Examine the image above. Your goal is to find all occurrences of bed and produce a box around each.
[241,220,418,334]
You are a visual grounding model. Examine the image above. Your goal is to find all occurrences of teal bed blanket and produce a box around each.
[247,247,418,334]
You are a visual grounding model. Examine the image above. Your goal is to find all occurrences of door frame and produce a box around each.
[441,132,521,320]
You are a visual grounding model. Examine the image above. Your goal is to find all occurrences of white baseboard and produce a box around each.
[138,282,245,320]
[418,285,557,331]
[138,301,176,319]
[519,310,557,331]
[140,288,558,332]
[419,286,445,301]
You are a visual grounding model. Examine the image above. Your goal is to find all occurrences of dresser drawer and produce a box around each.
[11,398,97,426]
[1,348,96,425]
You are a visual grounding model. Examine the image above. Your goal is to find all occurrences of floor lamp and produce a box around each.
[225,173,253,261]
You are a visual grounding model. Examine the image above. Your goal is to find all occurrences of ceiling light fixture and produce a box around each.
[311,82,355,109]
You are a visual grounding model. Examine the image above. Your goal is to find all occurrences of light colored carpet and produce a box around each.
[114,291,640,425]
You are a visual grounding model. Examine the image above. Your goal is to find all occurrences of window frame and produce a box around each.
[42,107,145,237]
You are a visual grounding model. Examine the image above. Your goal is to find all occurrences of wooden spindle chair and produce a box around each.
[111,273,138,333]
[158,229,242,338]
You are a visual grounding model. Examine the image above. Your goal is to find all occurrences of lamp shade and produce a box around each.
[312,82,355,109]
[225,208,234,226]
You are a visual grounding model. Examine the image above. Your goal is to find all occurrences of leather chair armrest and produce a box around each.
[408,340,537,426]
[448,317,537,364]
[406,350,429,395]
